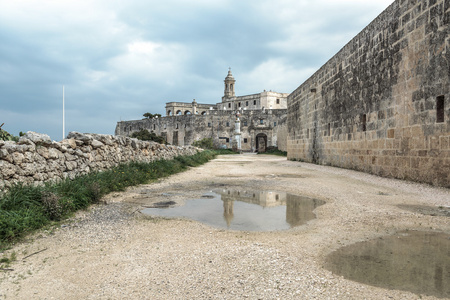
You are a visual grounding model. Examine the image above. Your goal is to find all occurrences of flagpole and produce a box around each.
[63,85,65,140]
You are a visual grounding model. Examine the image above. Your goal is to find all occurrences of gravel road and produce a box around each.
[1,154,449,299]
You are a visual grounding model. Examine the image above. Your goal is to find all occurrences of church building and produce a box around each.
[115,70,289,152]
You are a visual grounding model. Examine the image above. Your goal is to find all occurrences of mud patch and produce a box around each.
[325,231,450,298]
[214,161,252,164]
[143,201,177,208]
[398,204,450,217]
[260,174,309,179]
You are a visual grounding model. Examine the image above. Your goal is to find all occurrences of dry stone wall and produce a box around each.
[287,0,449,187]
[0,131,200,189]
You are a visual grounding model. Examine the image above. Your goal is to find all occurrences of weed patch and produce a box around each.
[258,148,287,156]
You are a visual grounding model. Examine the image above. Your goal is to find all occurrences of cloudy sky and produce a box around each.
[0,0,393,141]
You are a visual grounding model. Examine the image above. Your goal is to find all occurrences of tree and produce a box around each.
[143,113,162,119]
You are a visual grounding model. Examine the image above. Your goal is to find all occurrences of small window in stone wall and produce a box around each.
[260,119,264,124]
[226,138,229,143]
[274,122,277,127]
[254,100,257,105]
[361,114,367,132]
[208,122,211,127]
[246,101,249,106]
[437,96,445,123]
[228,103,231,108]
[226,122,230,127]
[243,121,247,126]
[244,138,248,143]
[176,124,179,129]
[276,99,280,104]
[238,102,241,107]
[327,123,331,136]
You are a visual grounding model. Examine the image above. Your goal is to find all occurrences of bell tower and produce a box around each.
[223,68,235,100]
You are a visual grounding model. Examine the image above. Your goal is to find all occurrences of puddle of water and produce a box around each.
[142,189,324,231]
[325,231,450,298]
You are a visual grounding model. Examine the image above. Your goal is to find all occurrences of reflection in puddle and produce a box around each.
[325,231,450,298]
[142,189,324,231]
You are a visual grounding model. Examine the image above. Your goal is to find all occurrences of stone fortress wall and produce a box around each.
[0,131,199,189]
[287,0,450,187]
[116,109,287,152]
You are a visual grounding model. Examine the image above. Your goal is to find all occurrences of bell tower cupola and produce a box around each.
[223,68,236,100]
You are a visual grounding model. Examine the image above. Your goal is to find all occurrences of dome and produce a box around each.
[225,69,235,80]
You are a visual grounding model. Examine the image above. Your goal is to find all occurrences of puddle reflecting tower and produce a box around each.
[222,199,234,227]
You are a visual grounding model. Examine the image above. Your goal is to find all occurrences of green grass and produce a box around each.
[0,150,218,250]
[258,148,287,156]
[212,149,238,155]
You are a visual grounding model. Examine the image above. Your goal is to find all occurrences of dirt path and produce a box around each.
[1,154,449,299]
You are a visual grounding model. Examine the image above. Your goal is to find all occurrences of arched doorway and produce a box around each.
[255,133,267,153]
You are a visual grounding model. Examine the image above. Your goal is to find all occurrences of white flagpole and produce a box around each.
[63,85,65,140]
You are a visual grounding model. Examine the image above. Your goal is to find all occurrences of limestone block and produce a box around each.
[37,147,49,159]
[20,131,52,145]
[48,148,61,160]
[130,139,139,149]
[11,152,24,164]
[0,160,18,178]
[61,138,77,149]
[67,132,93,144]
[17,138,35,146]
[23,151,36,163]
[91,139,104,149]
[65,152,77,161]
[0,148,11,162]
[59,145,69,153]
[65,161,78,171]
[98,135,114,146]
[21,163,38,176]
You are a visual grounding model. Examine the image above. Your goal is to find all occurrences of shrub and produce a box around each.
[0,123,19,142]
[131,129,166,144]
[192,138,214,149]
